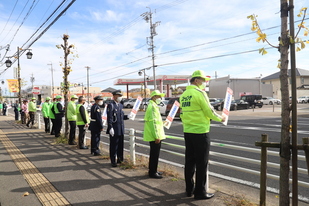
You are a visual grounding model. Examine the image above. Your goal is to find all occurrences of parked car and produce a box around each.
[123,99,136,108]
[158,100,169,115]
[209,98,217,103]
[297,96,309,103]
[240,95,263,108]
[211,98,238,111]
[140,98,150,110]
[210,98,224,111]
[165,98,180,117]
[233,99,250,110]
[261,97,281,105]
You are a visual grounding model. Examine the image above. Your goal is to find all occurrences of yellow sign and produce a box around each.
[7,79,19,93]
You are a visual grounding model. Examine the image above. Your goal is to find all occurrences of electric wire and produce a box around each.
[0,0,19,36]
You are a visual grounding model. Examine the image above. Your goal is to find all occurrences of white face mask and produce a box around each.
[155,98,161,104]
[117,97,122,102]
[98,101,103,106]
[198,82,207,90]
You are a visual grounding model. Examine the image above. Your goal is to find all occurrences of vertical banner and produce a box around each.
[128,96,142,120]
[222,87,233,126]
[102,104,108,125]
[7,79,19,93]
[164,100,180,129]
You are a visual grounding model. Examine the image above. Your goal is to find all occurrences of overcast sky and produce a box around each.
[0,0,308,94]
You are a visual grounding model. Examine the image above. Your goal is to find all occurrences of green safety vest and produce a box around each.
[0,104,2,109]
[42,102,50,118]
[76,104,90,125]
[180,85,222,134]
[143,100,166,141]
[54,101,61,114]
[49,102,55,119]
[66,101,77,121]
[28,101,36,112]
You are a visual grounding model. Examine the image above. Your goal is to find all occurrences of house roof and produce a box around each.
[101,87,117,93]
[262,68,309,81]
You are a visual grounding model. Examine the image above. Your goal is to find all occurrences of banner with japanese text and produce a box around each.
[7,79,19,93]
[128,96,142,120]
[164,100,180,129]
[222,87,233,126]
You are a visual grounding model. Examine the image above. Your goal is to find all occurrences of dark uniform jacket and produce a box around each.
[55,102,65,117]
[106,101,128,136]
[89,104,103,132]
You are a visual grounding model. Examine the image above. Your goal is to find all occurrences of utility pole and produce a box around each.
[48,62,54,98]
[141,7,160,91]
[85,66,90,103]
[30,73,35,97]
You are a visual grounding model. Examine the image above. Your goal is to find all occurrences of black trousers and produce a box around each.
[2,108,6,115]
[54,115,63,137]
[27,112,35,126]
[14,110,19,120]
[148,141,162,175]
[78,125,86,147]
[44,117,50,133]
[50,118,55,135]
[69,121,76,143]
[90,130,101,154]
[184,133,210,196]
[109,134,124,164]
[21,112,26,124]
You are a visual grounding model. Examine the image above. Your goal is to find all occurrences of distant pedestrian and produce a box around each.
[26,98,37,127]
[2,101,7,116]
[76,96,89,149]
[89,96,104,156]
[42,97,51,133]
[143,90,166,179]
[54,95,65,137]
[49,98,56,135]
[21,100,28,124]
[180,70,225,200]
[0,102,3,114]
[67,95,78,145]
[13,100,20,120]
[106,90,129,167]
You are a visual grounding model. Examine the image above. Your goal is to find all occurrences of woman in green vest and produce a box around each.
[76,96,90,149]
[143,90,166,179]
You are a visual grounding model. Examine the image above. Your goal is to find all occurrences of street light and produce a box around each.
[5,47,33,108]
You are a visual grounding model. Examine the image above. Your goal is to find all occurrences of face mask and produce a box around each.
[74,100,78,103]
[198,82,207,90]
[117,97,122,102]
[155,98,161,104]
[98,101,103,106]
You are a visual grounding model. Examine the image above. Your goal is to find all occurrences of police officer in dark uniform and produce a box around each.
[89,96,104,156]
[106,90,129,167]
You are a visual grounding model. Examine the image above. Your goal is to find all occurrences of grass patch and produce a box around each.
[223,194,257,206]
[54,135,68,144]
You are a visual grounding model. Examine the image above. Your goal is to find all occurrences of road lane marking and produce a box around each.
[0,129,71,206]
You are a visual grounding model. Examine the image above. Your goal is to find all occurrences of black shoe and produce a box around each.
[186,188,194,197]
[93,153,101,156]
[149,173,163,179]
[117,159,123,164]
[69,141,77,145]
[194,193,214,200]
[50,132,55,135]
[111,163,117,167]
[79,146,88,149]
[157,171,163,175]
[26,124,29,127]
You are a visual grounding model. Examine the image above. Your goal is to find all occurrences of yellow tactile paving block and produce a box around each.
[0,130,71,206]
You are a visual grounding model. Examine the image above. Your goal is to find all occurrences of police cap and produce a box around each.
[112,90,123,96]
[94,96,103,100]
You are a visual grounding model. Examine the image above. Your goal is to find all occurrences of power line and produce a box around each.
[0,0,19,36]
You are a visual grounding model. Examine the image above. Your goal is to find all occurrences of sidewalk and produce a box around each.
[0,115,298,206]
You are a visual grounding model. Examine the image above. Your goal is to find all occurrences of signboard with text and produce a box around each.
[222,87,233,126]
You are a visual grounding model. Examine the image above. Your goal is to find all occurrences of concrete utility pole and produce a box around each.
[30,73,35,97]
[85,66,90,103]
[48,62,54,98]
[141,7,160,91]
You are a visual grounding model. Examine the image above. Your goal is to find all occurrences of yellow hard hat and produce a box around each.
[192,70,210,81]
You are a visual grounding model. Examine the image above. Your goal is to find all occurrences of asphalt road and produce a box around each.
[116,104,309,203]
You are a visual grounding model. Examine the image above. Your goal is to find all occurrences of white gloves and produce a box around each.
[110,128,114,136]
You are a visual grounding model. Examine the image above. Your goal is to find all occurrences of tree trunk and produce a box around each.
[63,34,69,139]
[279,1,291,205]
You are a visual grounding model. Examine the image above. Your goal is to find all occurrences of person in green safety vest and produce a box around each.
[143,90,166,179]
[76,96,90,149]
[180,70,225,200]
[42,97,51,133]
[26,97,37,127]
[49,98,56,135]
[54,95,65,137]
[67,95,78,145]
[0,102,3,114]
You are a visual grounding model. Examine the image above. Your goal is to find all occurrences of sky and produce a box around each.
[0,0,309,95]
